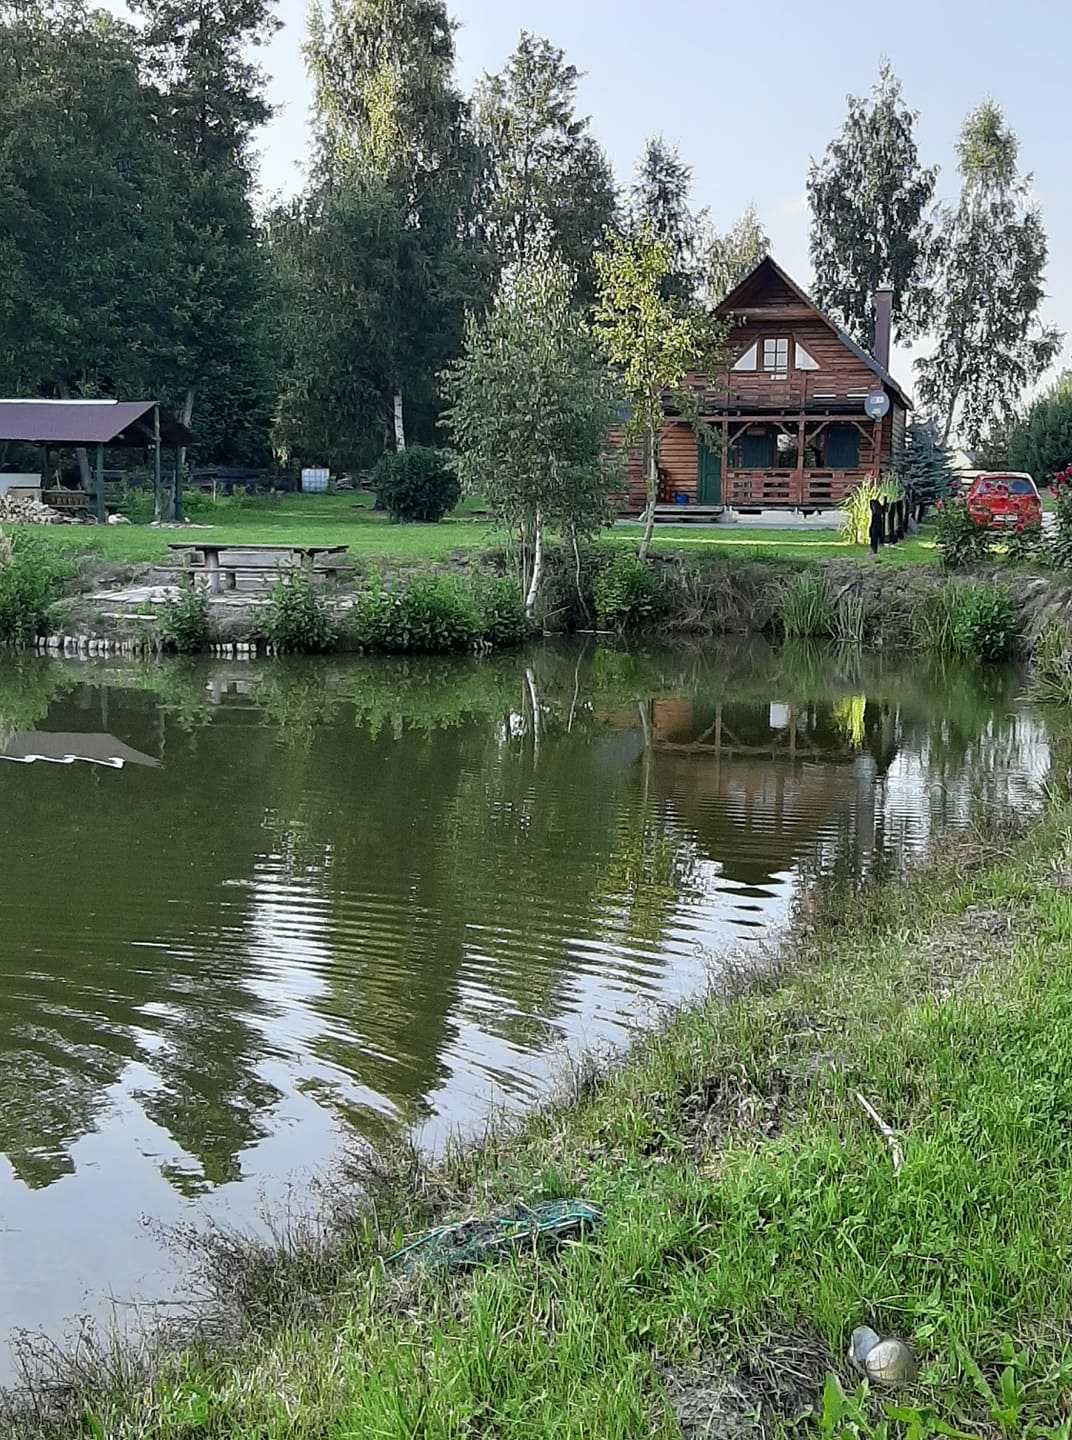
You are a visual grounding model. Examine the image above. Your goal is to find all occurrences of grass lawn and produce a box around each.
[33,805,1072,1439]
[26,492,938,574]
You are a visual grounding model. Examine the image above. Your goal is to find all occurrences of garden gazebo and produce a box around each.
[0,399,193,521]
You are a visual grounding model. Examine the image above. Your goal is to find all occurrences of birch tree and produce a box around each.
[916,101,1061,446]
[442,255,620,618]
[593,226,726,560]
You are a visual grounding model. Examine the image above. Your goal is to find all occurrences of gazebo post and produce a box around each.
[173,446,184,524]
[95,444,105,523]
[153,403,163,521]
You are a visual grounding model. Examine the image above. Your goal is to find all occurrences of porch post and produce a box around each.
[872,419,883,483]
[153,403,164,521]
[796,412,806,507]
[173,446,184,524]
[721,417,729,504]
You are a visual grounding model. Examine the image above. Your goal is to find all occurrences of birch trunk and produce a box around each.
[178,386,195,476]
[524,507,544,618]
[638,426,658,561]
[393,391,406,451]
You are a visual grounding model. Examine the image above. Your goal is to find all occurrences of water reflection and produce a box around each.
[0,640,1055,1360]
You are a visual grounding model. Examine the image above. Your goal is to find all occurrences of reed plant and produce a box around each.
[778,570,834,638]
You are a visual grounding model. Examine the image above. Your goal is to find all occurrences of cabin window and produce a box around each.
[795,342,819,371]
[732,342,759,372]
[762,337,789,379]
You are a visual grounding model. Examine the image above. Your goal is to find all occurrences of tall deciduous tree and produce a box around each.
[630,136,701,303]
[442,254,621,617]
[704,204,770,303]
[1008,373,1072,484]
[301,0,486,452]
[475,31,618,302]
[0,0,182,400]
[593,225,727,560]
[916,101,1062,446]
[131,0,278,478]
[808,62,936,344]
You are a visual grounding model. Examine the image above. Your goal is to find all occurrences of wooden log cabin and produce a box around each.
[623,255,911,513]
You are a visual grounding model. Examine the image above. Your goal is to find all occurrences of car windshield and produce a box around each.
[1010,479,1035,495]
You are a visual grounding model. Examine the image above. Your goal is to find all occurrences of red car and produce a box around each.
[965,472,1042,529]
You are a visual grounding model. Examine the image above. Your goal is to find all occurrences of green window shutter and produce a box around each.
[827,425,859,468]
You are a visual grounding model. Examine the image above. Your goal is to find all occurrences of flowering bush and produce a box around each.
[933,497,991,570]
[1050,464,1072,568]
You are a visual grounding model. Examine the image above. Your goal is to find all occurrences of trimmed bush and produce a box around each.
[0,530,67,645]
[593,552,662,630]
[370,447,460,523]
[157,587,210,654]
[263,572,338,654]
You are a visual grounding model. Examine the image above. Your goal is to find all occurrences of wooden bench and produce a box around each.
[168,542,351,595]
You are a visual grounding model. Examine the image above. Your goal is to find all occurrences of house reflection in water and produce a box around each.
[604,694,891,888]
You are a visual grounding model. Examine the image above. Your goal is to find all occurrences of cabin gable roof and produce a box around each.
[715,256,912,409]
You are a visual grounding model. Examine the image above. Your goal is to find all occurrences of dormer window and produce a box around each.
[762,337,789,380]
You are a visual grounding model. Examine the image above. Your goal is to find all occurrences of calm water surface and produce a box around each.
[0,639,1058,1368]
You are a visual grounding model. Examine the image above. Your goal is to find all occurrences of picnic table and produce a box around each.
[168,542,350,595]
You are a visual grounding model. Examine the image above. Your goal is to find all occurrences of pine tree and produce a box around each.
[131,0,279,478]
[475,32,618,302]
[915,101,1062,447]
[892,419,954,515]
[630,137,701,303]
[1008,374,1072,484]
[807,63,936,345]
[704,204,770,303]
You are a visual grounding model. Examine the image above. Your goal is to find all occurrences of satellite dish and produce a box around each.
[865,389,891,420]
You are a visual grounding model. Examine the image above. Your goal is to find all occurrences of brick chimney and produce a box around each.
[873,285,893,370]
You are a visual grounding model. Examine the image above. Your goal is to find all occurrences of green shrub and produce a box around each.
[0,530,67,645]
[778,570,834,638]
[933,497,992,570]
[263,572,338,654]
[913,581,1019,661]
[370,447,460,523]
[593,552,662,629]
[157,587,210,654]
[349,574,479,653]
[473,576,530,646]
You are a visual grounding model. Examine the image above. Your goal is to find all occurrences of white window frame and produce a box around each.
[762,337,789,380]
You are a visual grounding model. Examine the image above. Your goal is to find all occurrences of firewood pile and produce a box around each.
[0,494,72,524]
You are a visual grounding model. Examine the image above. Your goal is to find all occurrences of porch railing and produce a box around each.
[724,469,873,508]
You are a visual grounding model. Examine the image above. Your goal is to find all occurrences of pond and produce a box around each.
[0,639,1059,1372]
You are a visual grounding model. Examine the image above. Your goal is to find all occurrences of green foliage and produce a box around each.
[474,31,618,304]
[157,586,210,654]
[442,252,621,614]
[913,581,1019,660]
[0,530,67,645]
[262,572,338,654]
[593,552,662,629]
[1030,627,1072,706]
[629,136,701,303]
[808,62,937,344]
[1008,373,1072,487]
[349,573,479,653]
[472,576,531,647]
[370,446,460,523]
[893,420,955,513]
[779,570,835,638]
[1049,473,1072,569]
[933,499,992,570]
[841,481,880,546]
[593,224,727,556]
[704,204,770,304]
[916,101,1062,447]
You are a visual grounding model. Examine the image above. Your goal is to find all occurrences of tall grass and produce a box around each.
[1030,626,1072,705]
[840,481,879,547]
[778,570,835,638]
[912,580,1020,662]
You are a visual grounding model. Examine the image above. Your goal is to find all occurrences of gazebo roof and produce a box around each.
[0,399,192,448]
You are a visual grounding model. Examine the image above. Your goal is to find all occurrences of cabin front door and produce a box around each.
[698,439,722,505]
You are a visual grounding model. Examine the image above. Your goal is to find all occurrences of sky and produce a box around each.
[249,0,1070,391]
